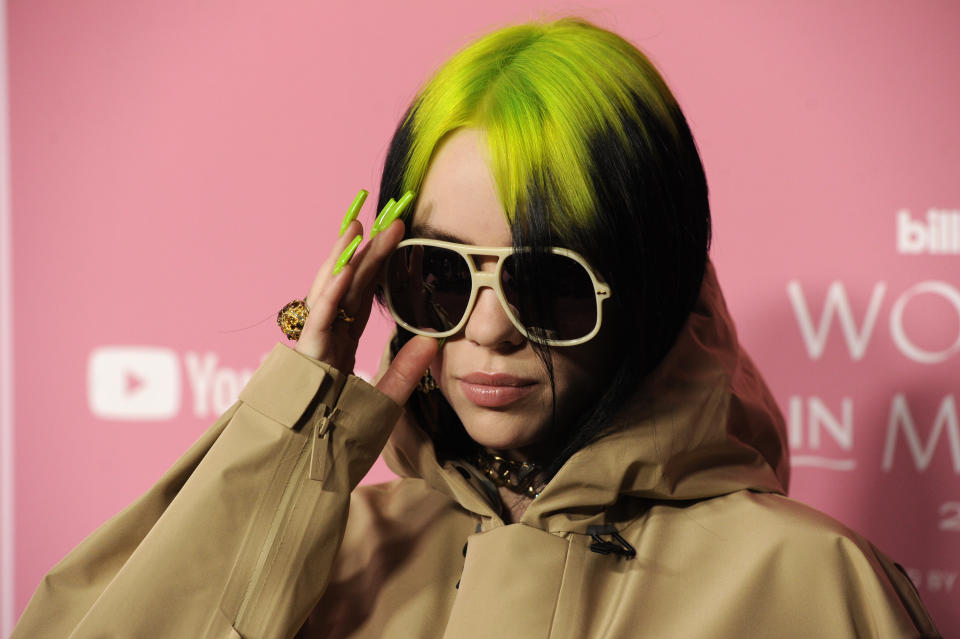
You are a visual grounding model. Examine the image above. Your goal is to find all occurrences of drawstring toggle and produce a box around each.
[587,525,636,559]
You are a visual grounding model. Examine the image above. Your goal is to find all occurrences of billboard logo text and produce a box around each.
[897,208,960,254]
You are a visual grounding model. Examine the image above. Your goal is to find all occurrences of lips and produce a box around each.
[456,372,537,408]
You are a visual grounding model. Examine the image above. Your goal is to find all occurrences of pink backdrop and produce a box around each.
[4,0,958,634]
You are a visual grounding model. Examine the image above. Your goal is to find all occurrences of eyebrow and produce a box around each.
[408,223,468,244]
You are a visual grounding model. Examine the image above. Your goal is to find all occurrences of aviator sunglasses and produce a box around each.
[383,238,613,346]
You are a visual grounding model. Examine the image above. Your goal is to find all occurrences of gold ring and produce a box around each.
[278,298,310,341]
[336,307,356,323]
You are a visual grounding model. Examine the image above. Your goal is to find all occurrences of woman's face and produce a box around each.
[410,128,617,457]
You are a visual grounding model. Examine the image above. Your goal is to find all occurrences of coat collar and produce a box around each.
[382,259,789,533]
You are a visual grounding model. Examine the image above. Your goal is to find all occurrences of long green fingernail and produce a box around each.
[339,189,369,237]
[333,234,362,275]
[370,198,396,238]
[380,190,414,230]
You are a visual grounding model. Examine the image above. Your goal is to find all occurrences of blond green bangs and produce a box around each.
[400,18,681,234]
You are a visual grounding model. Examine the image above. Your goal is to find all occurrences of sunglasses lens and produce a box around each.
[502,252,598,343]
[386,244,472,334]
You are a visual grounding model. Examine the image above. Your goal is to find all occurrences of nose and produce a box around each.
[462,261,525,349]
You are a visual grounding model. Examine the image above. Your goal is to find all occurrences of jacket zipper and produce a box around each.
[234,431,312,627]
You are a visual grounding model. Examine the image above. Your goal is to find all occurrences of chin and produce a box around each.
[457,409,544,452]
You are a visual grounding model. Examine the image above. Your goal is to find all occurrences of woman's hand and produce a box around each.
[294,194,437,407]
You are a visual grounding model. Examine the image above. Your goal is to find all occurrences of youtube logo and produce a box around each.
[88,347,181,420]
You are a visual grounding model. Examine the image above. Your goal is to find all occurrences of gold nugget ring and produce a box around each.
[278,298,310,341]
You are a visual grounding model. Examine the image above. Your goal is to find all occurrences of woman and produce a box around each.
[12,18,940,639]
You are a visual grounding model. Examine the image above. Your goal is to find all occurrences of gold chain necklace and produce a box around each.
[474,451,544,498]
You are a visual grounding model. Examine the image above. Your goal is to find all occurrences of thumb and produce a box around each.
[374,335,439,406]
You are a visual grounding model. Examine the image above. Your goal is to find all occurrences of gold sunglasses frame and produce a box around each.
[383,238,613,347]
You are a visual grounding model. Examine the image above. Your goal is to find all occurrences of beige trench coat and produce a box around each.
[12,261,941,638]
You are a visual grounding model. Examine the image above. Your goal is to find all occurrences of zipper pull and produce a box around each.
[309,405,339,481]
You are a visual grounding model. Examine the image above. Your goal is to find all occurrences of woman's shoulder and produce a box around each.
[648,489,890,556]
[687,490,861,535]
[638,489,939,636]
[631,489,923,603]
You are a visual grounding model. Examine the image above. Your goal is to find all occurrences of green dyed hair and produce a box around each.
[379,17,712,478]
[397,18,682,239]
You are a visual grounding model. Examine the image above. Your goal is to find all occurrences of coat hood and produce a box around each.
[383,259,790,533]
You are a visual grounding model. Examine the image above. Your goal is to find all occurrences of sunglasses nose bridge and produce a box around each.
[472,271,499,290]
[464,270,506,322]
[469,269,518,325]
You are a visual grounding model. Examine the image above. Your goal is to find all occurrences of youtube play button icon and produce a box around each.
[87,346,182,420]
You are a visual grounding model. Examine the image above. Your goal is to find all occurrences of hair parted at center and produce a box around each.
[376,17,711,480]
